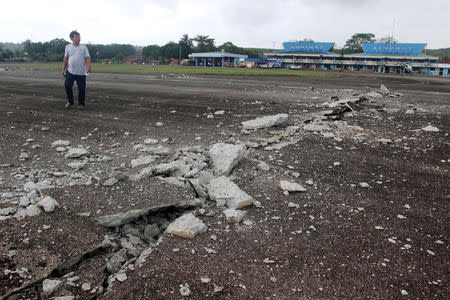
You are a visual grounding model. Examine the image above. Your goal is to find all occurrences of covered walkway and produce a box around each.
[188,51,248,67]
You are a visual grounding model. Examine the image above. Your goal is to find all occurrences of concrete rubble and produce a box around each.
[166,213,208,239]
[207,176,254,209]
[223,208,246,223]
[278,180,307,192]
[209,143,247,176]
[1,74,447,300]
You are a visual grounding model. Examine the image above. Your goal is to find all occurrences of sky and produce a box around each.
[1,0,449,49]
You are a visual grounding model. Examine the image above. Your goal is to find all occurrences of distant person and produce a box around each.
[62,30,91,110]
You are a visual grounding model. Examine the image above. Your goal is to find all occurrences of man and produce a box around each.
[62,30,91,110]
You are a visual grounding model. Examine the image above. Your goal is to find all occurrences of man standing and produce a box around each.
[62,30,91,110]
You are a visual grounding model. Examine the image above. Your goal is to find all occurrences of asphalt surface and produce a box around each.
[0,65,449,299]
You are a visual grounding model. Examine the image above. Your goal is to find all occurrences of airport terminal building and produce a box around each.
[264,42,448,76]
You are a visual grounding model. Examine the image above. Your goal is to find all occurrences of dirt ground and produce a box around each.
[0,65,449,299]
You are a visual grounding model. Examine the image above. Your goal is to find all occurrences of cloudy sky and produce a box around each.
[1,0,449,49]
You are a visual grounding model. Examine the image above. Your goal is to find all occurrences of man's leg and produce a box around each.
[64,72,75,105]
[75,75,86,106]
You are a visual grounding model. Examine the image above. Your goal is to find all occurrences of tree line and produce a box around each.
[0,34,267,63]
[1,33,448,62]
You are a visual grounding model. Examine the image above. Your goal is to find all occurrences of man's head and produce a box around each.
[69,30,80,45]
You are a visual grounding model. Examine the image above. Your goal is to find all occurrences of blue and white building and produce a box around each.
[265,42,448,76]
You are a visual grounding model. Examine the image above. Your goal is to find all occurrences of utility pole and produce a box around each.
[179,43,181,65]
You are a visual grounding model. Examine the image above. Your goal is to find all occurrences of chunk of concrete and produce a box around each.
[366,91,383,98]
[380,84,390,95]
[223,208,246,223]
[130,166,154,181]
[241,114,289,130]
[23,181,36,193]
[421,125,439,132]
[65,147,89,158]
[51,140,71,147]
[131,155,157,168]
[107,250,126,273]
[68,159,87,170]
[278,180,307,192]
[209,143,246,176]
[166,213,207,239]
[38,196,59,212]
[303,121,330,132]
[207,176,253,209]
[43,279,62,295]
[144,223,160,240]
[14,204,41,219]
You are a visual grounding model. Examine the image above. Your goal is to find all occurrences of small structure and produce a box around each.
[188,51,248,67]
[122,53,144,64]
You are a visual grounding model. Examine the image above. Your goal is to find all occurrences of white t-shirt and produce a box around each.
[64,44,90,75]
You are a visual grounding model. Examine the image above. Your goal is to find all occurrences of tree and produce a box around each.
[217,42,243,54]
[344,33,376,52]
[179,34,193,59]
[193,35,215,52]
[377,36,397,44]
[142,44,161,59]
[299,38,314,42]
[161,42,179,58]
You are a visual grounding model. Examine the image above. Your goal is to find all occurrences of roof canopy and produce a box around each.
[188,51,248,58]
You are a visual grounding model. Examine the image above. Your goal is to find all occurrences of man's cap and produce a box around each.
[69,30,80,39]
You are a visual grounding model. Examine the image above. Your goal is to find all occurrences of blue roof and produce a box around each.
[283,42,335,53]
[361,43,427,55]
[349,52,436,58]
[266,50,336,55]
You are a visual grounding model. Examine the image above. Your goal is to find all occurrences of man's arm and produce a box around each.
[62,57,68,77]
[86,57,91,73]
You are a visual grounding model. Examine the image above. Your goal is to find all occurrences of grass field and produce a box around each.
[22,63,332,77]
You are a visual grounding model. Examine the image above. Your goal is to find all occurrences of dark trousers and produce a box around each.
[64,72,86,105]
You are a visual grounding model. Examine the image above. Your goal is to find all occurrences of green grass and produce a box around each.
[22,63,332,77]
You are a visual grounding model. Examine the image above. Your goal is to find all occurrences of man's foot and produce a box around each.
[64,102,72,109]
[78,105,86,110]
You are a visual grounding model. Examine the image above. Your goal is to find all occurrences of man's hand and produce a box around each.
[86,57,91,73]
[61,69,66,77]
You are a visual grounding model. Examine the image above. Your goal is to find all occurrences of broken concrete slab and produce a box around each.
[166,213,207,239]
[278,180,307,192]
[209,143,246,176]
[94,198,200,228]
[207,176,253,209]
[40,177,199,228]
[241,114,289,130]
